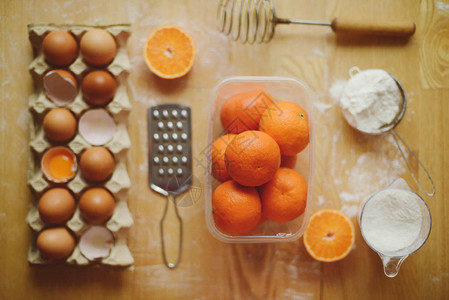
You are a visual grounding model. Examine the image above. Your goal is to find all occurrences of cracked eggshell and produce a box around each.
[41,146,77,183]
[79,226,115,261]
[79,109,116,145]
[43,69,78,106]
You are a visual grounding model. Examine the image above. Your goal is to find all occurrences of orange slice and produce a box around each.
[143,25,196,79]
[303,209,355,262]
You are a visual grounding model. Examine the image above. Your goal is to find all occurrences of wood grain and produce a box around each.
[0,0,448,299]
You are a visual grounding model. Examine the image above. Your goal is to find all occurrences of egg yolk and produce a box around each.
[49,153,74,179]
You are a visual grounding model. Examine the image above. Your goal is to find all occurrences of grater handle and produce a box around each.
[160,194,183,269]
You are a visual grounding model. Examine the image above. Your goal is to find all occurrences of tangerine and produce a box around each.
[143,25,195,79]
[211,134,236,182]
[259,101,309,156]
[212,180,262,235]
[280,155,297,168]
[260,168,307,222]
[303,209,355,262]
[220,89,275,134]
[225,130,280,187]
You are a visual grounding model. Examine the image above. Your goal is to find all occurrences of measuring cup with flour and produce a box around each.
[339,67,435,197]
[358,178,431,278]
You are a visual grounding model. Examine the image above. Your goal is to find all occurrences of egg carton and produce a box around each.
[26,24,134,266]
[27,228,134,267]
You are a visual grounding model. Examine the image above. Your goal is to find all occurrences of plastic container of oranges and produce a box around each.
[205,76,314,243]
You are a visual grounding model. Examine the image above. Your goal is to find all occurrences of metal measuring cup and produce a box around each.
[340,67,436,197]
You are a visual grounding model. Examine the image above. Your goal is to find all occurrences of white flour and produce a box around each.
[360,188,422,253]
[339,69,402,133]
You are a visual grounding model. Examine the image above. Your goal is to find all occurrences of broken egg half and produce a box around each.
[79,109,116,145]
[43,69,78,106]
[79,226,115,261]
[41,146,77,183]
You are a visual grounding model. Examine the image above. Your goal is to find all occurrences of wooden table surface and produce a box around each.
[1,0,448,299]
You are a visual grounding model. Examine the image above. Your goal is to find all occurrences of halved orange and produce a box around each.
[143,25,196,79]
[303,209,355,262]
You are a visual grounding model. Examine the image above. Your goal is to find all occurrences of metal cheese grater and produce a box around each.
[148,104,192,269]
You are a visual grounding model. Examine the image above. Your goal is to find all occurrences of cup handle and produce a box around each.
[390,129,436,197]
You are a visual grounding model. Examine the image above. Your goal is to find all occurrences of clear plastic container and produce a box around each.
[204,76,315,243]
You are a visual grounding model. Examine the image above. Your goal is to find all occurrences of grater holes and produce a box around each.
[167,168,174,176]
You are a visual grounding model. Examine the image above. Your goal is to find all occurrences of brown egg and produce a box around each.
[80,146,115,182]
[79,188,115,224]
[80,29,117,66]
[81,70,117,106]
[38,188,76,224]
[36,227,76,260]
[42,31,78,67]
[43,108,77,142]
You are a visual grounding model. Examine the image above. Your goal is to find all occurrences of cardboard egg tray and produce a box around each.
[26,24,133,266]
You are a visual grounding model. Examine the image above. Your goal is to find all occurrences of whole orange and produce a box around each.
[280,155,297,168]
[225,130,281,187]
[211,134,236,182]
[260,167,308,222]
[220,89,275,134]
[259,101,309,156]
[212,180,262,235]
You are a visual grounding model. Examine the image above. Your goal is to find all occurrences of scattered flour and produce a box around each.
[437,1,449,12]
[361,188,422,253]
[329,79,347,103]
[339,69,402,133]
[313,102,333,113]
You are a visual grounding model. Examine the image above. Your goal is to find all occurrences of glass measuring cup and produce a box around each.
[358,178,432,277]
[340,67,436,197]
